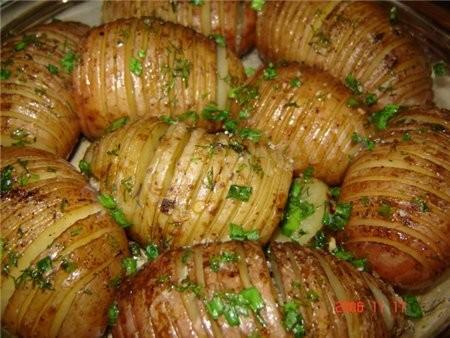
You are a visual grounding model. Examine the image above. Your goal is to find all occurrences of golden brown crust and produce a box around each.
[339,107,450,290]
[84,117,292,248]
[0,22,89,158]
[0,147,129,338]
[256,1,433,111]
[231,63,369,185]
[102,0,256,56]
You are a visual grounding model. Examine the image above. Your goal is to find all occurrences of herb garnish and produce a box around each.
[97,193,131,228]
[282,301,306,337]
[229,223,260,241]
[370,104,400,130]
[209,251,239,272]
[351,132,375,150]
[105,116,129,133]
[227,185,253,201]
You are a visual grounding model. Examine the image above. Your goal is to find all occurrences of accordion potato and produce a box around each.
[0,21,89,158]
[339,107,450,290]
[112,241,405,337]
[74,17,245,139]
[1,147,129,338]
[83,117,292,248]
[102,0,256,56]
[231,63,369,185]
[256,1,433,110]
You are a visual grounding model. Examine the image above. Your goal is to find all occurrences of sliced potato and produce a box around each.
[74,17,245,139]
[102,0,256,56]
[0,22,89,158]
[339,107,450,290]
[84,117,293,247]
[256,1,433,110]
[1,147,129,338]
[112,241,405,337]
[231,63,369,184]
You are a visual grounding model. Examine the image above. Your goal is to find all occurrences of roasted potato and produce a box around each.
[230,63,369,184]
[112,241,405,337]
[339,107,450,290]
[0,22,89,158]
[74,17,245,139]
[102,0,256,56]
[83,117,292,248]
[256,1,433,110]
[1,147,129,338]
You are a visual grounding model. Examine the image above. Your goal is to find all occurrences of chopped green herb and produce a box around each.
[346,96,360,108]
[1,165,14,193]
[174,278,203,297]
[251,0,265,11]
[129,57,142,76]
[365,93,378,106]
[107,302,119,326]
[137,49,146,58]
[402,132,411,141]
[306,290,319,302]
[122,257,137,275]
[205,168,215,191]
[229,223,260,241]
[239,128,261,142]
[173,57,191,86]
[360,196,370,206]
[14,34,37,51]
[370,104,400,130]
[202,104,229,121]
[224,119,238,133]
[210,34,226,47]
[312,231,327,249]
[290,77,302,88]
[302,166,314,181]
[190,0,204,6]
[60,50,77,73]
[228,84,259,106]
[432,61,447,77]
[411,197,429,213]
[106,116,129,133]
[245,67,256,77]
[181,249,192,264]
[344,74,362,94]
[389,6,398,23]
[110,208,131,228]
[10,128,34,147]
[47,64,59,75]
[322,202,352,231]
[209,251,239,272]
[329,187,341,199]
[160,115,177,125]
[241,287,264,312]
[281,179,316,237]
[78,160,91,177]
[109,276,122,288]
[16,256,53,290]
[61,257,77,273]
[351,132,375,151]
[282,301,306,338]
[0,68,11,80]
[177,110,199,124]
[98,193,117,209]
[332,246,367,271]
[106,145,120,156]
[145,243,159,261]
[227,185,252,202]
[263,63,277,80]
[378,202,392,219]
[402,295,423,319]
[97,194,131,228]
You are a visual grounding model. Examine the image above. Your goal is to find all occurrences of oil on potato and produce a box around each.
[339,107,450,290]
[74,17,245,139]
[112,241,405,337]
[102,0,256,56]
[256,1,433,110]
[0,22,89,158]
[83,117,292,248]
[1,147,129,338]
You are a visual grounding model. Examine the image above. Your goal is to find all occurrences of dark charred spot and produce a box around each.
[160,198,176,214]
[384,54,398,69]
[372,32,385,43]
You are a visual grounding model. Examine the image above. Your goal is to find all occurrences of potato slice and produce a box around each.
[0,147,129,338]
[0,22,89,158]
[339,107,450,290]
[84,117,292,248]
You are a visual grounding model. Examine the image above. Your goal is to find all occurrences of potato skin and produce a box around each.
[256,1,433,110]
[102,0,256,56]
[112,241,404,337]
[0,22,89,158]
[231,63,369,185]
[339,107,450,290]
[84,117,292,248]
[1,147,129,338]
[74,17,245,139]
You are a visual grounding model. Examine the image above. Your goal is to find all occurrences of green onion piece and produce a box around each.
[210,34,226,47]
[251,0,265,11]
[107,302,119,326]
[402,295,423,319]
[239,128,261,142]
[241,287,264,313]
[322,202,352,231]
[370,104,400,130]
[1,165,14,193]
[229,223,260,241]
[60,50,77,73]
[206,295,225,319]
[0,68,11,80]
[202,104,229,121]
[145,243,159,261]
[129,57,142,76]
[433,61,447,77]
[227,184,253,201]
[97,193,117,209]
[344,73,362,94]
[263,63,277,80]
[160,115,177,125]
[282,301,306,338]
[365,93,378,106]
[78,160,91,177]
[105,116,129,133]
[122,257,137,276]
[245,67,256,77]
[290,77,302,88]
[47,64,59,75]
